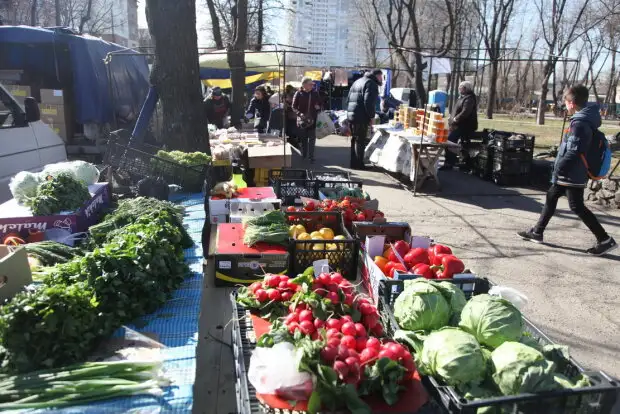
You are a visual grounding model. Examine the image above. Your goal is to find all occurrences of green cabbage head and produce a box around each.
[491,341,558,395]
[459,294,523,348]
[393,280,450,331]
[418,328,487,386]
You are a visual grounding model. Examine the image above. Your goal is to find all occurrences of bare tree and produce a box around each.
[146,0,208,152]
[31,0,37,25]
[227,0,248,127]
[205,0,224,48]
[355,0,383,67]
[372,0,459,103]
[533,0,612,124]
[472,0,516,118]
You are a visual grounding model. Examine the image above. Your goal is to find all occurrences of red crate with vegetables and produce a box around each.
[232,268,431,413]
[285,196,386,231]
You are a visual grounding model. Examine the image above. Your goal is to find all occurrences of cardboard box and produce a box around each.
[40,104,66,124]
[247,144,293,169]
[6,84,31,99]
[0,183,111,241]
[0,246,33,302]
[213,223,288,286]
[209,187,278,222]
[40,89,65,105]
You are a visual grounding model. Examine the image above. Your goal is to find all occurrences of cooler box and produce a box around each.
[213,223,288,286]
[428,90,448,115]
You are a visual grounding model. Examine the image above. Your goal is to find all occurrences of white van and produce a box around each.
[0,82,67,203]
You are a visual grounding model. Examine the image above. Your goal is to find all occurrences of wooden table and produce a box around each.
[367,126,460,196]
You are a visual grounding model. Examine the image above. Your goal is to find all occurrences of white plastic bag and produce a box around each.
[315,111,335,139]
[488,286,529,310]
[248,342,313,399]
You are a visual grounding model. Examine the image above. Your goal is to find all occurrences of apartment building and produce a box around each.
[95,0,139,48]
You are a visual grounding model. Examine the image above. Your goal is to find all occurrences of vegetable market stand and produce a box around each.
[365,125,460,195]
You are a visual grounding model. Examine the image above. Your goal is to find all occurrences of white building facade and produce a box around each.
[285,0,366,68]
[94,0,139,48]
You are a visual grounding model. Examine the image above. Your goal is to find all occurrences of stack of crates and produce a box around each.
[393,105,417,129]
[414,107,448,142]
[476,130,535,185]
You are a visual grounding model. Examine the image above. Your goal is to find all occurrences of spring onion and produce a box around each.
[0,360,170,409]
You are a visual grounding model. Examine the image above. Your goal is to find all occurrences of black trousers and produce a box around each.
[534,184,608,242]
[350,122,369,169]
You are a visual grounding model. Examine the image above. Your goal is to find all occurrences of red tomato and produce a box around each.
[286,206,297,212]
[304,201,316,211]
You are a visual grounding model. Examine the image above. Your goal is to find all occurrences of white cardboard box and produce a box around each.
[210,214,228,224]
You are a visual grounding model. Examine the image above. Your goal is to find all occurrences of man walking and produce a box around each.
[518,85,616,256]
[346,69,382,169]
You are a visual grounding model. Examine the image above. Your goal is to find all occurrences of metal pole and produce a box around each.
[413,57,433,197]
[283,50,288,167]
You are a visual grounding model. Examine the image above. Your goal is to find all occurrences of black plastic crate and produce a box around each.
[493,150,533,176]
[286,211,358,280]
[473,148,493,180]
[104,140,210,192]
[317,179,364,193]
[275,178,318,206]
[378,278,619,414]
[267,168,309,186]
[488,130,535,152]
[308,170,352,183]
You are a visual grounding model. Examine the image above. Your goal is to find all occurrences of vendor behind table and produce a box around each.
[246,85,271,133]
[443,80,478,170]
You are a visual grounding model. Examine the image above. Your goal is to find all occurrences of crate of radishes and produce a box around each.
[377,277,620,414]
[233,269,432,413]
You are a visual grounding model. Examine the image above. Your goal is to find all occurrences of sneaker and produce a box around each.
[517,229,543,243]
[586,237,618,256]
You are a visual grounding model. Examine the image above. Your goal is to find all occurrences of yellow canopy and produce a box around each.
[304,71,323,81]
[202,71,280,89]
[199,50,285,72]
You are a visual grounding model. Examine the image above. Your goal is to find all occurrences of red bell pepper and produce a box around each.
[431,253,449,267]
[428,244,452,263]
[411,263,434,279]
[384,261,397,278]
[389,263,408,278]
[403,247,430,267]
[435,255,465,279]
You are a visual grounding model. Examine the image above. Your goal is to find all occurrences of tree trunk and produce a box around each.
[486,60,499,119]
[205,0,224,49]
[254,0,263,51]
[79,0,93,34]
[228,0,248,128]
[30,0,37,26]
[414,53,426,105]
[146,0,209,152]
[55,0,60,26]
[536,71,552,125]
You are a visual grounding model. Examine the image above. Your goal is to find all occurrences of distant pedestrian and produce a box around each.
[292,77,322,162]
[346,69,382,169]
[518,84,616,256]
[442,81,478,170]
[204,87,230,129]
[246,86,271,133]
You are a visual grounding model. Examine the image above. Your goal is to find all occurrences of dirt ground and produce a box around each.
[306,134,620,379]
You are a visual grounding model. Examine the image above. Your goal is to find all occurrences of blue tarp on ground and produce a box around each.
[0,26,150,125]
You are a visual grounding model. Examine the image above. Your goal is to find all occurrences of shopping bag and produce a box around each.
[315,111,336,139]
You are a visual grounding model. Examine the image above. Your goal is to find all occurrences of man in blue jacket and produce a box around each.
[518,85,616,256]
[346,69,382,169]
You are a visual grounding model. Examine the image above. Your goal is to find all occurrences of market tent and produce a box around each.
[199,50,284,72]
[201,71,280,89]
[0,26,149,124]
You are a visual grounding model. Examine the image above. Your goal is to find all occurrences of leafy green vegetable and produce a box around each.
[42,160,100,185]
[242,211,289,246]
[393,280,450,332]
[0,283,105,373]
[418,328,487,387]
[154,150,212,167]
[26,173,91,216]
[459,294,523,349]
[9,171,43,204]
[490,341,558,395]
[25,241,79,266]
[242,210,286,227]
[358,358,406,405]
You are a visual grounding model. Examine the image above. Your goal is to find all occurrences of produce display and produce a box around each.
[237,269,417,413]
[0,360,169,410]
[154,150,212,167]
[25,241,80,271]
[317,186,368,201]
[243,210,289,246]
[390,279,592,406]
[9,161,100,204]
[286,197,384,228]
[374,241,465,279]
[26,173,91,216]
[0,197,190,373]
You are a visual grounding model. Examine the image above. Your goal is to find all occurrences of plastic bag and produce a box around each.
[315,111,336,139]
[248,342,313,400]
[488,286,529,310]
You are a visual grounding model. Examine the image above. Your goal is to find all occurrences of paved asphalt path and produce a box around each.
[300,134,620,380]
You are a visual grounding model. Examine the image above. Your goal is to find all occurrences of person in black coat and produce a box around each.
[442,81,478,170]
[246,86,271,133]
[204,87,231,129]
[292,77,322,162]
[346,69,382,169]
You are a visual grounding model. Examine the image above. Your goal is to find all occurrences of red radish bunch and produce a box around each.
[310,272,354,305]
[248,274,300,303]
[286,197,385,227]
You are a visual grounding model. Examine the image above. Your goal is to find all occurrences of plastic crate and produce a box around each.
[492,150,533,184]
[267,168,309,186]
[275,178,318,206]
[488,130,535,152]
[104,140,209,192]
[378,278,620,414]
[253,168,270,187]
[286,211,358,280]
[352,221,412,242]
